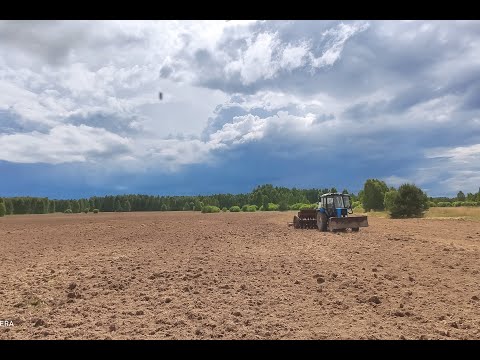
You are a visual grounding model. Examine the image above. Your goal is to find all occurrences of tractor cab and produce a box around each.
[319,193,353,218]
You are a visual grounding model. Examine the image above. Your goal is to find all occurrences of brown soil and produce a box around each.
[1,212,480,339]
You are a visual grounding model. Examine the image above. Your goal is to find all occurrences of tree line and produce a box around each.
[354,179,480,218]
[2,181,479,218]
[0,184,351,216]
[427,190,480,207]
[353,180,480,213]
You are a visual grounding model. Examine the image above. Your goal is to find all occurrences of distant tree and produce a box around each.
[102,196,115,212]
[93,209,99,214]
[32,198,46,214]
[11,198,27,214]
[357,190,365,204]
[193,199,203,211]
[71,200,80,213]
[64,209,73,214]
[115,200,123,212]
[330,187,338,193]
[290,203,312,210]
[262,196,269,211]
[183,202,191,211]
[389,184,429,218]
[161,204,168,211]
[123,200,131,212]
[466,192,475,201]
[351,201,362,209]
[266,203,279,211]
[48,200,55,213]
[79,199,85,212]
[457,191,466,201]
[229,206,241,212]
[0,200,6,217]
[5,199,13,215]
[362,179,389,211]
[342,189,349,194]
[278,199,289,211]
[384,189,398,212]
[201,205,220,213]
[299,203,316,210]
[222,207,228,212]
[83,208,89,214]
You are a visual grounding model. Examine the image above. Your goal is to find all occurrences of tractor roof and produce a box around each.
[320,193,350,197]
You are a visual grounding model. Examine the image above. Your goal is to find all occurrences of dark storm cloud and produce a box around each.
[0,20,148,69]
[0,20,88,66]
[461,83,480,110]
[0,109,28,134]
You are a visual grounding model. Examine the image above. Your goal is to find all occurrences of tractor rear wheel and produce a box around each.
[317,212,327,232]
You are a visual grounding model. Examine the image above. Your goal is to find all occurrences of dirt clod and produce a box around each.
[34,319,45,327]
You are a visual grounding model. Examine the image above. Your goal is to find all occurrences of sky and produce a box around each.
[1,20,480,199]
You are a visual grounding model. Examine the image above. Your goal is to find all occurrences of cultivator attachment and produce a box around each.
[289,209,318,229]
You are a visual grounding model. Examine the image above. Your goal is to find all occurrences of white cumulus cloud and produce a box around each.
[0,124,131,164]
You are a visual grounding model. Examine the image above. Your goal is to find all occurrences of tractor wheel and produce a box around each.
[352,227,359,232]
[317,212,327,232]
[293,215,300,229]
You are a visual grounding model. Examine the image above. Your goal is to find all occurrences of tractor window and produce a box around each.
[326,197,334,208]
[334,196,344,208]
[343,196,351,208]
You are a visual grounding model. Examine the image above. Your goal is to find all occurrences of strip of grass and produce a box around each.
[425,207,480,220]
[354,206,480,221]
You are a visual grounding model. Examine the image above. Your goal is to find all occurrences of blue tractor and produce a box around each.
[290,193,368,232]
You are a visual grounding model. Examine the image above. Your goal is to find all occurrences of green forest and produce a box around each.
[1,182,480,216]
[0,184,344,215]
